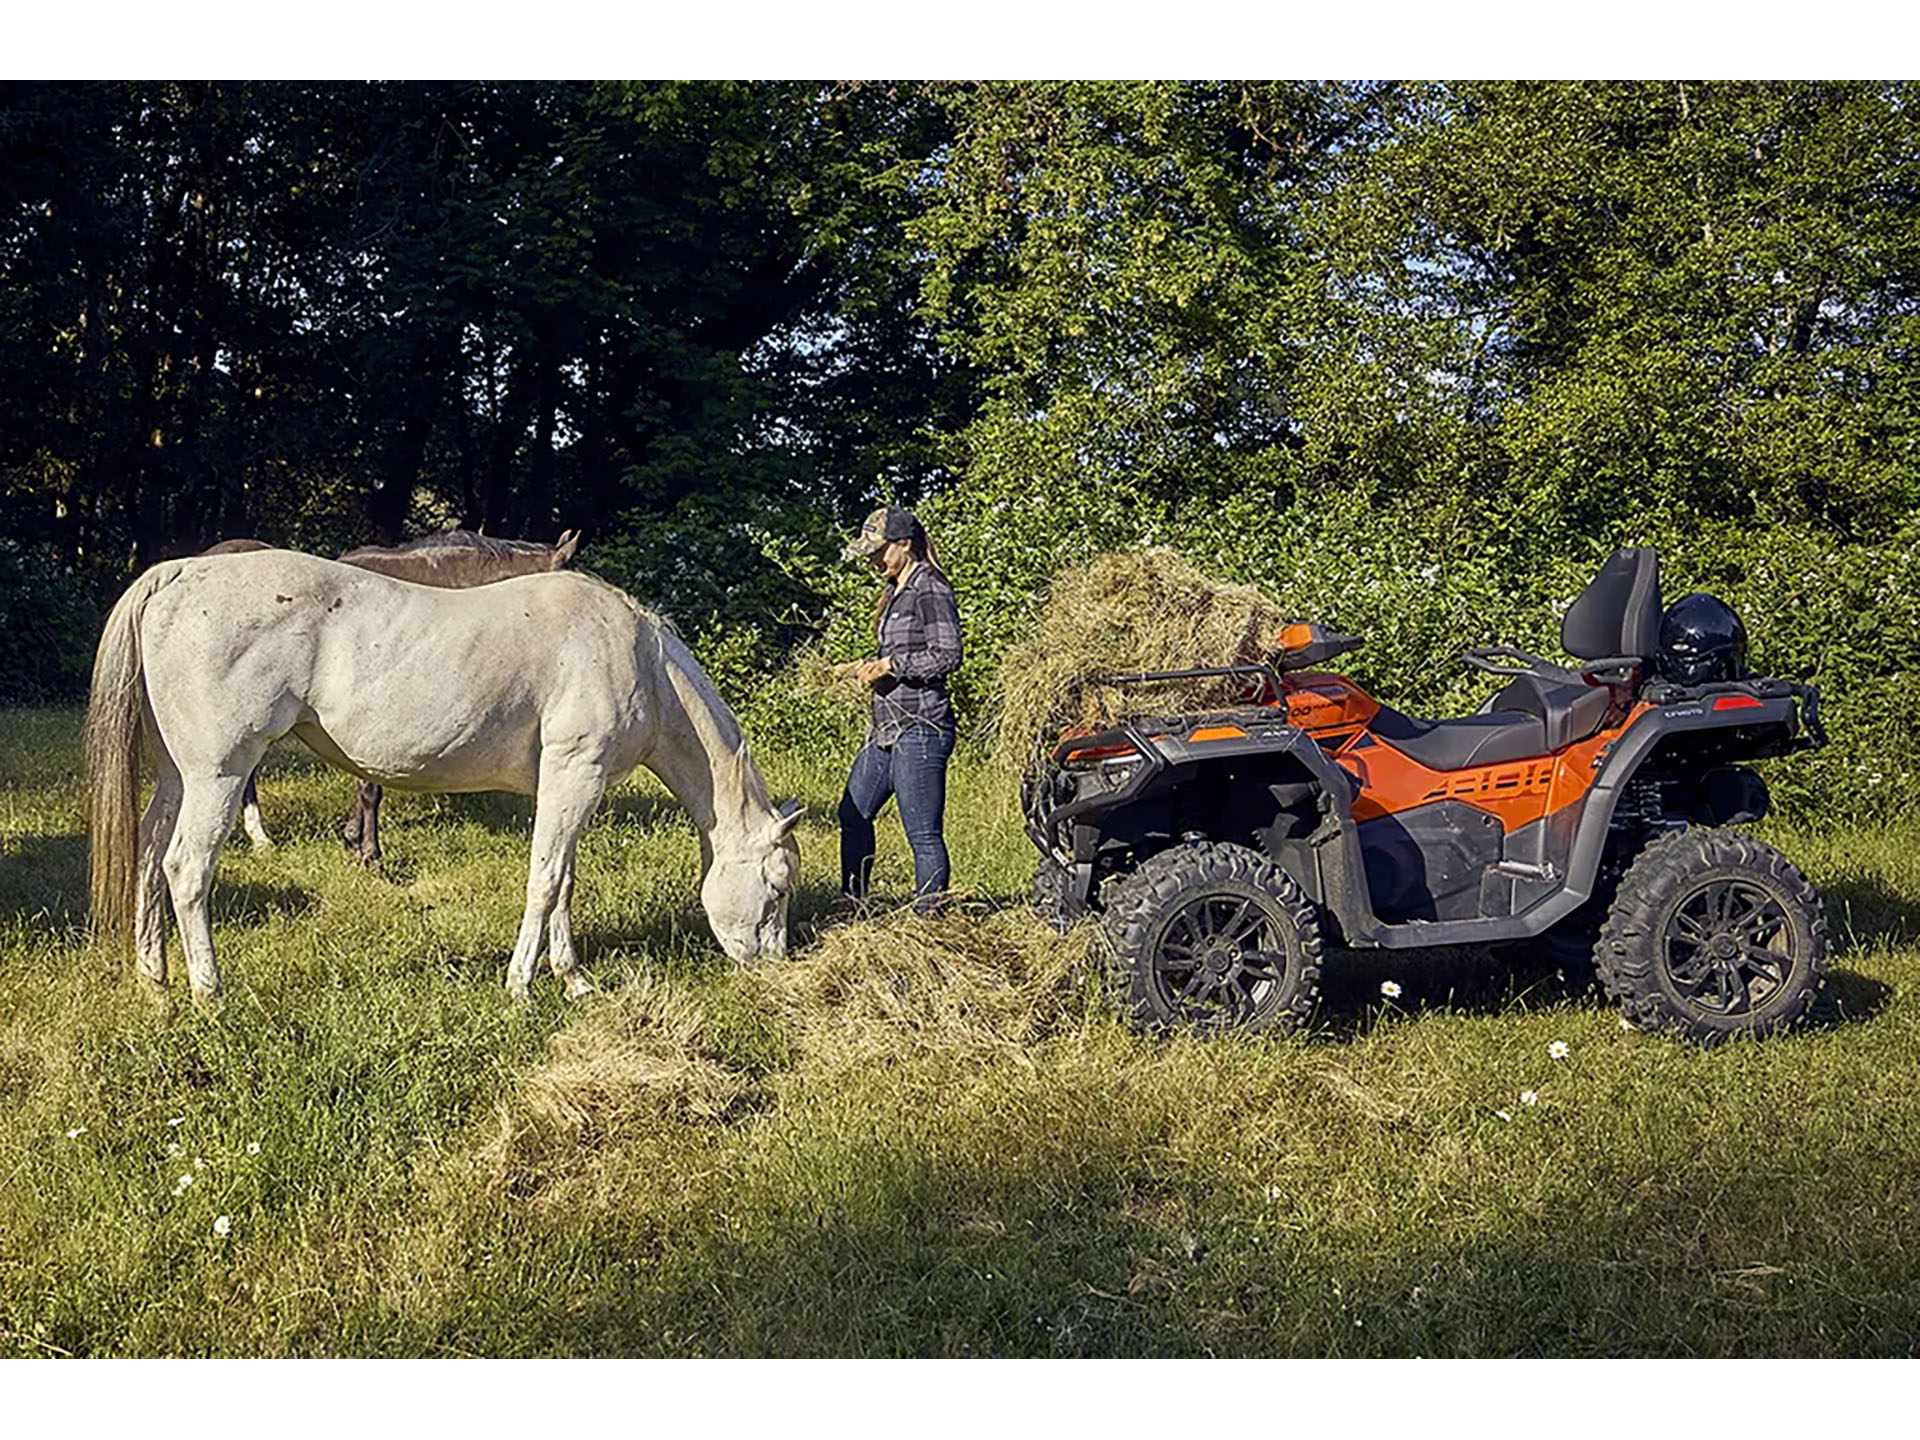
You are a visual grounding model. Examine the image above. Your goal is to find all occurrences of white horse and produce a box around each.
[83,549,802,1002]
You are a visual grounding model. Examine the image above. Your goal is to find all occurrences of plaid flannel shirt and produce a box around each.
[869,562,963,746]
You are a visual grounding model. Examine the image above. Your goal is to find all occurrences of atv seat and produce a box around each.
[1488,672,1614,750]
[1369,706,1551,769]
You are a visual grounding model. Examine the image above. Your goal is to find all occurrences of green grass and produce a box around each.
[1,704,1917,1356]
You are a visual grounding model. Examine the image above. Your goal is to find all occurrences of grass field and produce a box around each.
[1,704,1917,1357]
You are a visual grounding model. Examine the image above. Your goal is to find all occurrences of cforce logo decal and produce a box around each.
[1423,757,1556,803]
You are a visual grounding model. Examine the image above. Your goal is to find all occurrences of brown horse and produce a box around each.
[200,529,580,863]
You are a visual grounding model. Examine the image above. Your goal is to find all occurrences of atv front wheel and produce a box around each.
[1032,857,1071,933]
[1102,842,1323,1035]
[1596,827,1827,1044]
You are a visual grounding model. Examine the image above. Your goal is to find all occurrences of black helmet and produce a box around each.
[1657,592,1749,685]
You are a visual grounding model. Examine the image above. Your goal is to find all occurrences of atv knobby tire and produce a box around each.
[1102,842,1323,1035]
[1596,826,1827,1044]
[1031,857,1071,933]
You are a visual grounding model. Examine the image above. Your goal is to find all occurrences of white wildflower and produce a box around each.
[1520,1090,1538,1107]
[213,1215,231,1238]
[1548,1040,1570,1060]
[64,1127,87,1140]
[246,1142,261,1156]
[1380,980,1403,999]
[1619,1017,1635,1031]
[167,1142,183,1158]
[193,1157,204,1171]
[176,1173,194,1189]
[1265,1185,1284,1202]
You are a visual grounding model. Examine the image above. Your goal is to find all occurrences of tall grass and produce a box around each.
[0,707,1915,1356]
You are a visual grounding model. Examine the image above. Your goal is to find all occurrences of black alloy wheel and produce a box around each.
[1103,842,1323,1035]
[1596,827,1827,1044]
[1661,876,1797,1015]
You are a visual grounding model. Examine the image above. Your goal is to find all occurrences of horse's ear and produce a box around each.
[775,801,806,836]
[553,528,580,568]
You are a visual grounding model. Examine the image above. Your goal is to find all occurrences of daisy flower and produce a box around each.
[1519,1090,1538,1107]
[1380,980,1402,999]
[1548,1040,1570,1059]
[213,1215,232,1238]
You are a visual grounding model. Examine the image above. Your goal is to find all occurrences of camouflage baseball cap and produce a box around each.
[842,504,919,561]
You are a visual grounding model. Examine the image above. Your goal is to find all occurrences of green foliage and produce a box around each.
[0,544,99,702]
[791,80,1920,824]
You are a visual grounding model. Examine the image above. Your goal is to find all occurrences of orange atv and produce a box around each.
[1025,548,1828,1044]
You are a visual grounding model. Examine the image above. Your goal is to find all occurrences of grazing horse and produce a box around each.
[200,530,580,861]
[84,550,802,1002]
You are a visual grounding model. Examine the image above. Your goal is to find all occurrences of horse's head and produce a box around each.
[701,800,803,964]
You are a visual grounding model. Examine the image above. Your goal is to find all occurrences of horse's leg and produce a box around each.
[339,782,362,851]
[238,764,274,850]
[162,770,252,1003]
[546,856,595,999]
[504,756,607,1000]
[360,782,383,869]
[135,752,184,989]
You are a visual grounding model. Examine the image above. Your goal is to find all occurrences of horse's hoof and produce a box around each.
[562,972,597,1000]
[189,985,223,1008]
[506,981,533,1002]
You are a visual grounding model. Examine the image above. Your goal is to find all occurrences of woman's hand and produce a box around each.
[830,658,893,686]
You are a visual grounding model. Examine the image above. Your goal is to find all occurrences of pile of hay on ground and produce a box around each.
[476,976,756,1196]
[761,907,1094,1063]
[992,547,1292,768]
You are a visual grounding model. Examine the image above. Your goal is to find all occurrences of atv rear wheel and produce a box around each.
[1596,827,1827,1044]
[1102,842,1323,1035]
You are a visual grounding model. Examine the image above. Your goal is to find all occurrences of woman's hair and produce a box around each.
[872,519,942,635]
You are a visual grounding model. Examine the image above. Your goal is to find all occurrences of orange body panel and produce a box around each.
[1282,672,1381,732]
[1276,670,1651,835]
[1063,669,1651,837]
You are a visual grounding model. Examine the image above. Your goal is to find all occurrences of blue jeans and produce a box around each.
[839,726,956,905]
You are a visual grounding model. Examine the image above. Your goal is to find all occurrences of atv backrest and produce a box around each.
[1562,547,1662,663]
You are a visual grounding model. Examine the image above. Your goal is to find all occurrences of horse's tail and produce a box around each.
[83,563,181,954]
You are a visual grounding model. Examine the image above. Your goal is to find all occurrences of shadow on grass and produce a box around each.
[1823,873,1920,956]
[0,831,315,939]
[421,1106,1920,1357]
[209,876,318,927]
[1313,936,1893,1040]
[0,831,87,928]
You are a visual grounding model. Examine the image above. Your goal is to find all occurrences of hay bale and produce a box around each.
[992,547,1291,768]
[762,907,1094,1062]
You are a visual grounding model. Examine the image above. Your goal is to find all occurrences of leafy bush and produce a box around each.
[0,543,100,703]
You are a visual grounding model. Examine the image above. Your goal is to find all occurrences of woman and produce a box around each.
[834,505,963,910]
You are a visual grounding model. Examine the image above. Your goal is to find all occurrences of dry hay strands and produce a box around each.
[991,547,1291,769]
[762,905,1096,1062]
[478,976,757,1198]
[792,641,870,709]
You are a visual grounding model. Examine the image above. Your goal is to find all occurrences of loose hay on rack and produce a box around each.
[991,547,1291,770]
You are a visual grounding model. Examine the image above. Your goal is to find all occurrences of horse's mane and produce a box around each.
[338,530,558,564]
